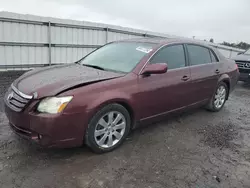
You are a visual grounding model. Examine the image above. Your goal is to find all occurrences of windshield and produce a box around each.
[244,48,250,55]
[80,42,155,73]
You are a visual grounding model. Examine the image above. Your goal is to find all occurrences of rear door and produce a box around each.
[186,44,221,103]
[137,44,193,120]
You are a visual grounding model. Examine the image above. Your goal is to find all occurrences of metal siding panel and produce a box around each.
[19,23,26,42]
[28,24,34,43]
[5,46,13,66]
[72,28,78,44]
[61,27,67,44]
[66,27,72,44]
[108,32,129,42]
[12,22,19,42]
[40,25,47,43]
[51,26,55,44]
[72,47,78,62]
[20,47,28,65]
[0,22,3,42]
[35,47,42,64]
[56,26,61,44]
[92,30,96,45]
[3,22,10,42]
[230,51,238,58]
[67,47,73,63]
[83,29,89,44]
[82,48,95,56]
[52,26,60,44]
[99,30,106,45]
[35,25,41,43]
[77,28,82,45]
[51,47,55,63]
[41,47,48,64]
[0,46,49,67]
[0,12,243,70]
[28,47,35,64]
[0,46,5,66]
[218,48,230,58]
[13,46,21,67]
[56,47,61,63]
[94,30,99,45]
[61,47,67,63]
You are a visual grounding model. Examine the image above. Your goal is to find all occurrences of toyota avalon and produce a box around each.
[4,38,239,153]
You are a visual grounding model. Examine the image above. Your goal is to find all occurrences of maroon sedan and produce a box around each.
[4,38,239,153]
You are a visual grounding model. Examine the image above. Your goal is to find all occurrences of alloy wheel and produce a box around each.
[214,85,226,109]
[94,111,126,148]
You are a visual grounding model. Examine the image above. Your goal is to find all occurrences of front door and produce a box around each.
[136,44,193,120]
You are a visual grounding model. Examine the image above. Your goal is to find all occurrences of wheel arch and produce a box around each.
[218,74,231,100]
[87,97,136,129]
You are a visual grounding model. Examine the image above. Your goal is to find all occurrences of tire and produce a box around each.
[206,82,228,112]
[85,103,131,153]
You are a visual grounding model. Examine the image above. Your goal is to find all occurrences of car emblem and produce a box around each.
[245,63,250,68]
[7,92,14,101]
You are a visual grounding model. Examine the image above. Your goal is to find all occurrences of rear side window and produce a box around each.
[187,44,211,66]
[210,50,219,62]
[150,45,186,69]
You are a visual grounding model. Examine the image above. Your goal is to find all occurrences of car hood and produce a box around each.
[13,64,125,98]
[233,54,250,61]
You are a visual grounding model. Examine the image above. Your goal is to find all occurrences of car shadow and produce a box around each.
[237,81,250,89]
[241,82,250,89]
[11,107,203,161]
[7,106,218,163]
[128,107,203,138]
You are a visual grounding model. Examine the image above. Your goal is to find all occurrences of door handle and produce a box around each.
[215,69,220,74]
[181,75,190,81]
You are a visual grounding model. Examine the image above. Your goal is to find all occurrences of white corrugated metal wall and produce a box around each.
[0,12,244,70]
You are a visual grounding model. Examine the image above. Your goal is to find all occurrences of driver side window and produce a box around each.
[150,44,186,69]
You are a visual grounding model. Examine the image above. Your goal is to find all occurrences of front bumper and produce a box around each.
[239,72,250,82]
[4,102,89,148]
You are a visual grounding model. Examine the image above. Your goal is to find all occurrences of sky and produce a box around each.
[0,0,250,43]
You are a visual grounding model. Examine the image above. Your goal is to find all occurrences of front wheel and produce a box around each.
[206,82,228,112]
[85,104,131,153]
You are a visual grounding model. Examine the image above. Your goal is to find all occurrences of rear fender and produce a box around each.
[218,74,230,84]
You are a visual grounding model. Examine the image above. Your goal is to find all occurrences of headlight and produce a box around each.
[37,96,73,114]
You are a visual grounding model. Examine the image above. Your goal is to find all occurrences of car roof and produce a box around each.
[118,37,212,47]
[117,37,225,60]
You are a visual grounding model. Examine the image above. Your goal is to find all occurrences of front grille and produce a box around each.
[236,61,245,68]
[5,84,32,112]
[235,61,250,69]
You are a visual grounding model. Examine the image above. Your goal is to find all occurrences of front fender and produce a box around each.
[86,91,137,120]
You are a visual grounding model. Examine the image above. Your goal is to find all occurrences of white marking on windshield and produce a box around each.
[136,47,153,53]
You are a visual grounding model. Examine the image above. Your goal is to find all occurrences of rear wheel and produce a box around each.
[206,82,228,112]
[85,104,131,153]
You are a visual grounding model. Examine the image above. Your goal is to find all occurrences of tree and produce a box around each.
[209,38,214,43]
[220,41,250,50]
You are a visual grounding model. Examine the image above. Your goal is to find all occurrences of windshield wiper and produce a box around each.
[82,64,105,70]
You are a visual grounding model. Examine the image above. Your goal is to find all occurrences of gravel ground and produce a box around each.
[0,72,250,188]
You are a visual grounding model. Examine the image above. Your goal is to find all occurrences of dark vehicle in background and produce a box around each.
[4,38,239,153]
[233,48,250,82]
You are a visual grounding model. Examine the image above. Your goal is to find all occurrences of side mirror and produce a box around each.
[237,52,243,55]
[141,63,168,75]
